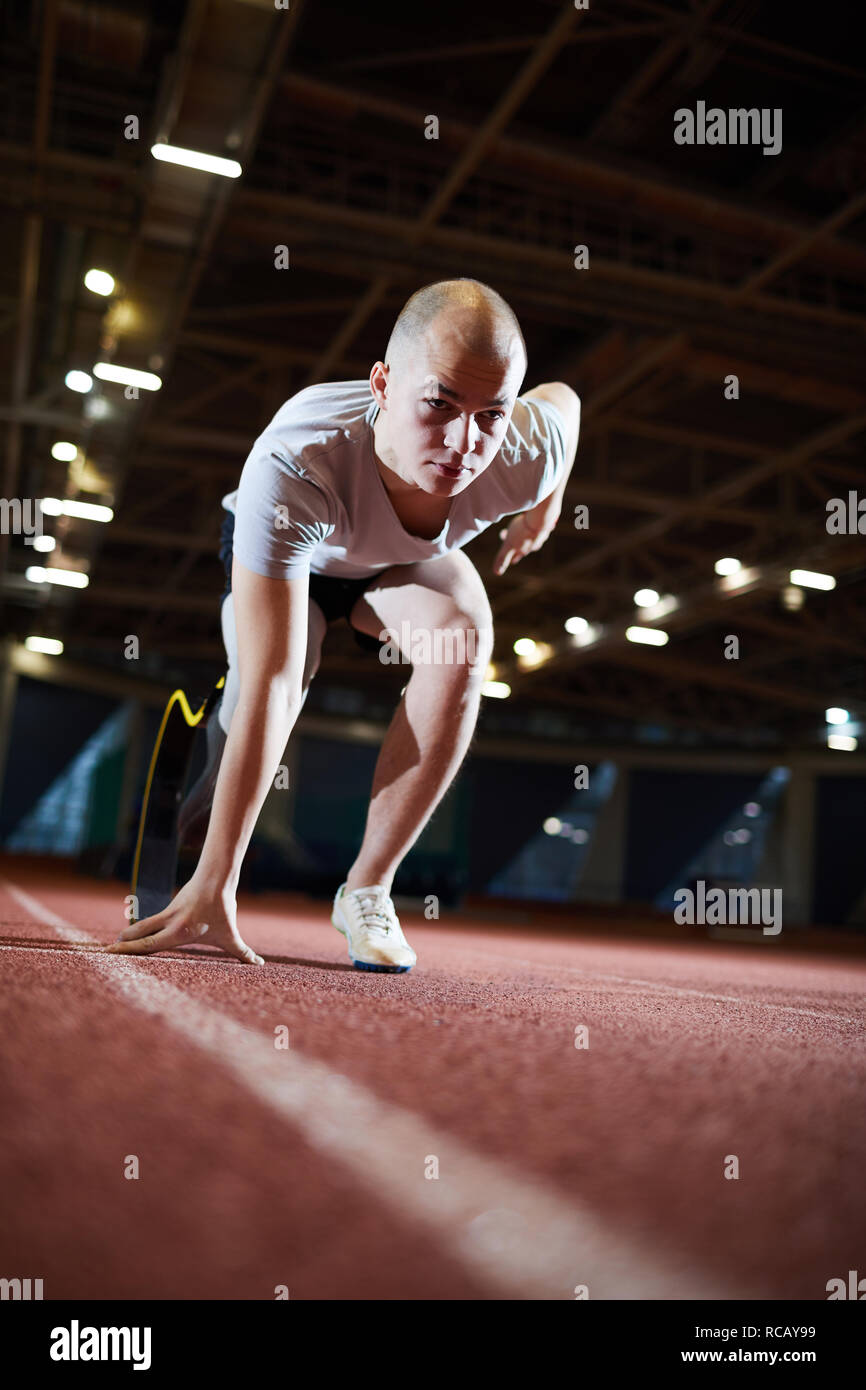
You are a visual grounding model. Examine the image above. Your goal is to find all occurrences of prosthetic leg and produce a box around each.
[129,674,226,923]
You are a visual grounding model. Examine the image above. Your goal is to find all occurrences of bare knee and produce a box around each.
[408,603,494,676]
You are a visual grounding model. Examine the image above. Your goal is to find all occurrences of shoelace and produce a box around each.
[347,887,393,936]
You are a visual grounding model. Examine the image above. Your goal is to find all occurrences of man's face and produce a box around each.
[372,316,525,496]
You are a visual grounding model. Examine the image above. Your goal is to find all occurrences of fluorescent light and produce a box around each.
[626,626,669,646]
[634,588,659,607]
[84,268,115,296]
[826,707,850,725]
[564,616,588,635]
[151,143,242,178]
[93,363,162,391]
[715,557,741,576]
[51,441,78,462]
[25,636,64,655]
[481,680,511,699]
[31,535,55,552]
[62,500,113,522]
[25,566,89,588]
[65,370,93,393]
[790,569,835,591]
[828,734,857,752]
[39,497,112,522]
[513,638,537,656]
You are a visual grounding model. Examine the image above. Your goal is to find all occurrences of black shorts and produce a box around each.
[219,509,384,656]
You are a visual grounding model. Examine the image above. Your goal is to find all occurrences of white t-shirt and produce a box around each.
[221,379,569,580]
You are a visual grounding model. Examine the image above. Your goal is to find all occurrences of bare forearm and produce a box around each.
[195,685,301,892]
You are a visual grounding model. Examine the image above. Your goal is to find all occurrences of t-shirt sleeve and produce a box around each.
[231,446,336,580]
[492,393,571,514]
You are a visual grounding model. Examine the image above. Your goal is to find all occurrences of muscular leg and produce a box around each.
[342,550,494,895]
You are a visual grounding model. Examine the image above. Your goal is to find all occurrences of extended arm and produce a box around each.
[110,559,311,960]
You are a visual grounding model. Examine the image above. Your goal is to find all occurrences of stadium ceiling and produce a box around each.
[1,0,864,750]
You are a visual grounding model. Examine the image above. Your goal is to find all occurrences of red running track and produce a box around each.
[1,855,864,1301]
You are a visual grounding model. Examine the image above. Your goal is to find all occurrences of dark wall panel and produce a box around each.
[813,775,866,925]
[0,677,117,841]
[465,757,571,893]
[625,769,763,902]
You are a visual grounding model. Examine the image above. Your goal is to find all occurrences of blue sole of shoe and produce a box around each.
[350,958,413,973]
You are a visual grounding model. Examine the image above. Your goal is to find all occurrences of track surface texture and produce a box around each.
[1,856,864,1301]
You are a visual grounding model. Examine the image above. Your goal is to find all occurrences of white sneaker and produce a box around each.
[331,882,417,973]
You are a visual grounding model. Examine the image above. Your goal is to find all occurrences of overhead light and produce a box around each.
[513,638,537,656]
[826,707,850,725]
[564,616,588,635]
[828,734,857,752]
[25,566,89,588]
[543,817,562,836]
[105,300,136,333]
[639,594,679,620]
[39,498,112,522]
[781,585,804,611]
[65,370,93,393]
[718,565,761,593]
[517,640,554,669]
[51,441,78,462]
[626,626,669,646]
[84,269,115,296]
[69,500,112,522]
[31,535,56,552]
[634,588,659,607]
[151,143,242,178]
[481,680,511,699]
[84,396,111,420]
[92,363,162,391]
[715,557,741,577]
[25,636,64,655]
[568,622,603,649]
[790,569,835,591]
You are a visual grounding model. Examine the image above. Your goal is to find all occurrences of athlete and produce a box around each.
[109,278,580,972]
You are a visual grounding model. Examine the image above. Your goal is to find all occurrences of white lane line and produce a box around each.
[2,877,740,1301]
[435,944,863,1025]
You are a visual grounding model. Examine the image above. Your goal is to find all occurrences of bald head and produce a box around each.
[385,278,527,378]
[370,278,527,500]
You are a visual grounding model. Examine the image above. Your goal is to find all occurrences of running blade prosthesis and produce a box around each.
[130,675,225,924]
